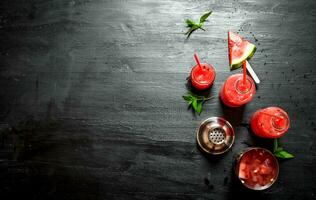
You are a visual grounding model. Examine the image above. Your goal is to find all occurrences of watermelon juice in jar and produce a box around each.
[250,107,290,138]
[220,74,256,107]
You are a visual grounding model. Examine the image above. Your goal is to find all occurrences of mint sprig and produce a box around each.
[199,11,212,23]
[185,11,212,38]
[273,138,294,159]
[183,92,213,114]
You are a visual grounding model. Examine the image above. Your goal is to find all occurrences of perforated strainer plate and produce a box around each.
[197,117,235,155]
[208,128,226,144]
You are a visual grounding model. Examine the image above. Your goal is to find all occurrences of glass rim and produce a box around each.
[234,76,254,94]
[235,147,279,190]
[270,111,290,132]
[191,63,216,85]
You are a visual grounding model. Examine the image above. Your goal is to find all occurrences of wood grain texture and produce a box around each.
[0,0,315,199]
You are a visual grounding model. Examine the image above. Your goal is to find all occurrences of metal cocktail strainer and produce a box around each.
[197,117,235,155]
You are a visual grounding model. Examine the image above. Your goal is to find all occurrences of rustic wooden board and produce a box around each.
[0,0,315,199]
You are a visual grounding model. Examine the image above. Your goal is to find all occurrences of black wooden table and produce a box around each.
[0,0,315,199]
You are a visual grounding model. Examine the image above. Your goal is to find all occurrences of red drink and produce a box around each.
[190,63,215,90]
[220,74,256,107]
[250,107,290,138]
[236,148,279,190]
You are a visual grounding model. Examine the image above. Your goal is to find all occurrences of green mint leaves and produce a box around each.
[185,11,212,38]
[183,92,213,114]
[274,150,294,159]
[199,11,212,23]
[273,138,294,159]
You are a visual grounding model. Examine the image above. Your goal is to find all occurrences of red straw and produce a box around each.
[261,112,284,121]
[194,53,202,69]
[242,60,247,85]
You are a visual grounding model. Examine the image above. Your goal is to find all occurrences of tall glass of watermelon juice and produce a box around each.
[250,107,290,138]
[220,74,256,107]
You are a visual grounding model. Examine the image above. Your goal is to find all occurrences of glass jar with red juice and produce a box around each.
[190,63,215,90]
[250,107,290,138]
[220,74,256,107]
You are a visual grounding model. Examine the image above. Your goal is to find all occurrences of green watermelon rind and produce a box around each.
[230,43,257,70]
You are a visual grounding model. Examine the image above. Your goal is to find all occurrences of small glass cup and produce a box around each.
[190,63,216,90]
[235,147,279,190]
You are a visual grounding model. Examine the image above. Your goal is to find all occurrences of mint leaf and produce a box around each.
[185,11,212,38]
[183,95,193,107]
[273,139,294,159]
[185,19,197,27]
[199,11,212,23]
[183,95,192,101]
[196,101,203,114]
[192,99,198,111]
[182,92,213,114]
[274,150,294,159]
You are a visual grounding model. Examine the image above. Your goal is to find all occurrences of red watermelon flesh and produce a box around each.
[228,31,256,70]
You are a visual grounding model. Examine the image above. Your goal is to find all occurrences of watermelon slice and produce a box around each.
[228,31,256,70]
